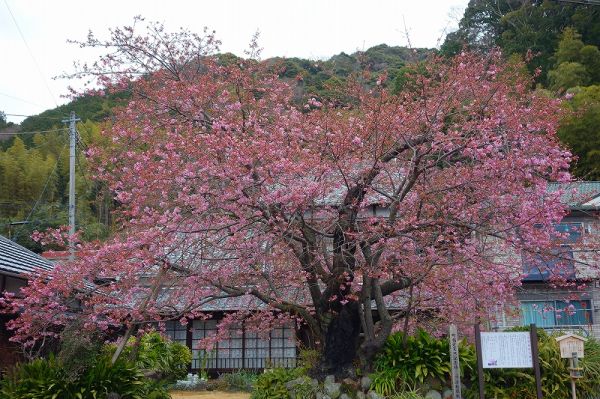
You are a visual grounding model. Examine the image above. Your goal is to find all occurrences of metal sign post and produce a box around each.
[449,324,462,399]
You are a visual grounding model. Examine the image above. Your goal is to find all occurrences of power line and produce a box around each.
[76,141,94,195]
[76,130,90,151]
[3,113,64,120]
[0,128,67,136]
[3,0,58,107]
[0,91,46,108]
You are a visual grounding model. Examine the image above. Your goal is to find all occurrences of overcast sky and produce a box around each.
[1,0,467,124]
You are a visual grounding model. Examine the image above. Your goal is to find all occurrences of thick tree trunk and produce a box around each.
[357,337,385,374]
[319,302,361,378]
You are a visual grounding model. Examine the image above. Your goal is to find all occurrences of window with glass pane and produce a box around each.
[522,223,581,281]
[164,321,187,345]
[521,300,592,327]
[555,223,583,243]
[555,300,592,326]
[216,326,243,369]
[269,325,297,368]
[521,301,557,327]
[191,320,217,369]
[244,331,269,369]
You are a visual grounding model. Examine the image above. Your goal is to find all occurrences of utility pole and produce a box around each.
[62,111,80,260]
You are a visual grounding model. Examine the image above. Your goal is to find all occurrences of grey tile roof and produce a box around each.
[548,181,600,209]
[0,235,54,277]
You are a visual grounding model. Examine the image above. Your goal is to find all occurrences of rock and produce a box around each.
[285,377,305,390]
[316,394,331,399]
[356,392,366,399]
[325,375,336,384]
[340,394,351,399]
[367,392,383,399]
[425,390,442,399]
[426,376,443,391]
[442,389,453,399]
[324,378,341,399]
[360,376,372,391]
[286,376,319,399]
[342,377,359,390]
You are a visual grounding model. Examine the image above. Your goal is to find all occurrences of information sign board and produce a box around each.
[481,332,533,368]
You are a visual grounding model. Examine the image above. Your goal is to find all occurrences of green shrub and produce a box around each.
[371,368,401,397]
[389,390,427,399]
[117,331,192,384]
[77,357,147,398]
[578,336,600,396]
[298,348,320,370]
[373,328,475,392]
[286,375,319,399]
[0,355,71,399]
[375,329,451,384]
[0,355,148,399]
[220,370,258,392]
[462,328,600,399]
[251,368,306,399]
[144,380,172,399]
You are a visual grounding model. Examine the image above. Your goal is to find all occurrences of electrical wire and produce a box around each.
[3,113,65,120]
[76,130,90,151]
[3,0,58,107]
[0,128,67,135]
[0,91,46,108]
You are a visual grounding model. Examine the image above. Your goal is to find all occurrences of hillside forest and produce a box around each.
[1,0,600,252]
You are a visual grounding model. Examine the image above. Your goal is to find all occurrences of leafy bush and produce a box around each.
[579,336,600,396]
[371,368,401,397]
[220,370,258,392]
[462,327,600,399]
[0,355,149,399]
[389,390,427,399]
[375,329,451,384]
[287,375,319,399]
[77,357,147,398]
[373,328,474,394]
[298,348,320,370]
[117,331,192,384]
[143,380,172,399]
[0,355,71,399]
[251,368,306,399]
[372,327,600,399]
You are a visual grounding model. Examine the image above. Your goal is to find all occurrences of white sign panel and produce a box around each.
[556,335,586,359]
[481,332,533,368]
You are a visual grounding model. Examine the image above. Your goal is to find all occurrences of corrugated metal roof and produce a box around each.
[0,235,54,277]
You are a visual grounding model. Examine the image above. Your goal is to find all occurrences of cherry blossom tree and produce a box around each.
[2,20,576,375]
